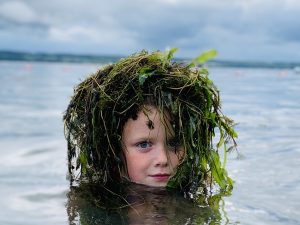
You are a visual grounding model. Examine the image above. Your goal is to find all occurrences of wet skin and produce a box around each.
[122,106,183,187]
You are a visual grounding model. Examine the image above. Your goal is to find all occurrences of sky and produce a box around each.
[0,0,299,62]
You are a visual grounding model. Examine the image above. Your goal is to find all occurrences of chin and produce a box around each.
[132,181,167,188]
[147,182,168,187]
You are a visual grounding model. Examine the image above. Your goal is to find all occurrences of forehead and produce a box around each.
[122,106,174,137]
[127,106,161,128]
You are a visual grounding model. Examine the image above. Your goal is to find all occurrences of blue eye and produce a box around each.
[136,141,152,150]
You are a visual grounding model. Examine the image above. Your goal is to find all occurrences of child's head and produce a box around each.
[122,105,184,187]
[64,50,236,195]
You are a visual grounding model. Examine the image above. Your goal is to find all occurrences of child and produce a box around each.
[64,49,237,208]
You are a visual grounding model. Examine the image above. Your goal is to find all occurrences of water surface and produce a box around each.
[0,61,299,224]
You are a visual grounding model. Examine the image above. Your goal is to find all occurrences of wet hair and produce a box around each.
[63,50,237,199]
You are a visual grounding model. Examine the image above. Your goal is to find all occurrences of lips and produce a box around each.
[149,173,170,182]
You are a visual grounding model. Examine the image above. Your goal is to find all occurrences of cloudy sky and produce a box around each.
[0,0,299,62]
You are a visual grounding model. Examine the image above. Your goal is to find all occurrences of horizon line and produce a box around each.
[0,50,299,68]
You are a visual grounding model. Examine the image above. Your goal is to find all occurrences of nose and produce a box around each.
[154,144,168,167]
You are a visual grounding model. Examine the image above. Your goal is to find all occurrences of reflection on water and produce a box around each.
[67,183,226,225]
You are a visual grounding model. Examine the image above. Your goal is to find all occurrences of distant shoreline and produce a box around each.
[0,50,122,64]
[0,50,299,69]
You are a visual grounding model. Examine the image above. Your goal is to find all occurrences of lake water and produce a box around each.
[0,61,299,225]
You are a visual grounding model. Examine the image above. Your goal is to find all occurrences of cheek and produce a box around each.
[125,152,149,180]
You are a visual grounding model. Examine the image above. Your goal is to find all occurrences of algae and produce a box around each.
[63,49,237,206]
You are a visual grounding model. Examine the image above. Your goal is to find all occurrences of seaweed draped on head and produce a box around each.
[63,50,237,198]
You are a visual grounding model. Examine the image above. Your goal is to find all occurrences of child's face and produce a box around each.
[122,106,182,187]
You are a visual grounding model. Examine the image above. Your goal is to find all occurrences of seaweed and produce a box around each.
[63,49,237,206]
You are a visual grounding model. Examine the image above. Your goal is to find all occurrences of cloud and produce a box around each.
[0,1,37,23]
[0,0,299,61]
[0,0,48,34]
[47,25,138,50]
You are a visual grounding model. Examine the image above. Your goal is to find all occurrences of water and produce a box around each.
[0,61,299,225]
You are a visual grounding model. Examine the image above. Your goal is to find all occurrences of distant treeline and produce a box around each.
[0,51,122,64]
[0,50,299,69]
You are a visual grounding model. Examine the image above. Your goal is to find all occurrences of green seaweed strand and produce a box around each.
[63,48,237,201]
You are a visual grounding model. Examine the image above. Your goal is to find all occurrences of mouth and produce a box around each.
[149,174,170,182]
